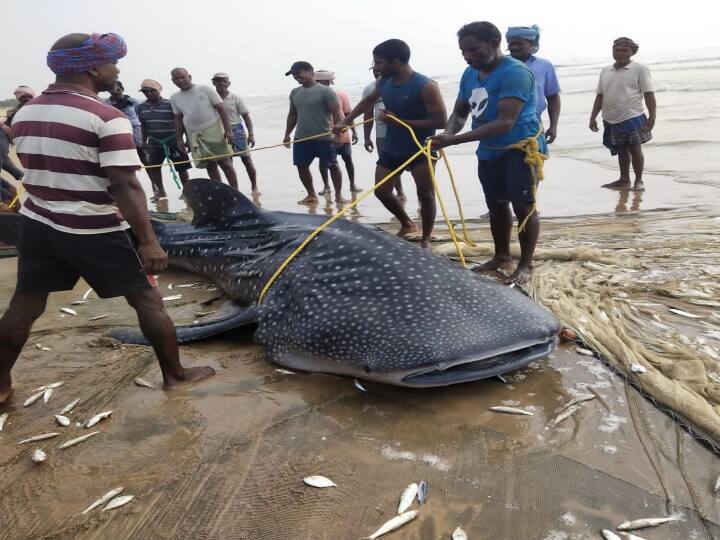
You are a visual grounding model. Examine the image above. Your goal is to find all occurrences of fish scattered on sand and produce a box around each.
[552,404,579,426]
[617,516,679,530]
[417,480,428,504]
[85,411,112,428]
[274,369,295,375]
[19,432,59,444]
[70,300,88,306]
[601,530,622,540]
[363,510,419,539]
[31,448,47,463]
[58,431,100,450]
[103,495,134,511]
[60,308,77,316]
[82,288,94,300]
[81,487,125,514]
[564,394,596,409]
[575,347,595,356]
[133,378,154,389]
[630,363,647,373]
[60,399,80,414]
[88,314,110,321]
[43,388,53,404]
[668,308,701,319]
[452,527,468,540]
[176,283,200,288]
[24,390,46,407]
[162,294,183,302]
[35,344,52,351]
[303,475,336,488]
[167,283,174,290]
[54,415,71,427]
[713,474,720,493]
[46,381,64,389]
[397,482,418,514]
[490,406,534,416]
[0,413,8,431]
[354,379,368,392]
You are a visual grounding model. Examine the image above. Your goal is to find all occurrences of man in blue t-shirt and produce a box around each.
[431,21,547,284]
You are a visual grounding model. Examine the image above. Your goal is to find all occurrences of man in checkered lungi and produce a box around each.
[589,37,656,192]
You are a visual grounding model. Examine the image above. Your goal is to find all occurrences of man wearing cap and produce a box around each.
[283,61,345,204]
[104,81,143,160]
[170,67,239,189]
[0,33,214,405]
[506,25,561,143]
[590,37,656,192]
[314,70,360,194]
[211,73,259,196]
[137,79,192,199]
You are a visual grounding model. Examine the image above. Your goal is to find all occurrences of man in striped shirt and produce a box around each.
[0,32,214,404]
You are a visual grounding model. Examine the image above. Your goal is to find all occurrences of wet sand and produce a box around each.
[1,210,719,539]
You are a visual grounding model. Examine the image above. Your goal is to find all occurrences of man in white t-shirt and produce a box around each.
[589,37,656,192]
[170,68,239,189]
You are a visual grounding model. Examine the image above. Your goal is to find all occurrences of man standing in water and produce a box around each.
[0,33,214,404]
[430,21,546,284]
[336,39,447,249]
[506,25,561,143]
[590,37,655,192]
[283,61,345,204]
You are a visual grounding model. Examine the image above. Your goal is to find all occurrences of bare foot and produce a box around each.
[397,222,418,238]
[632,181,645,192]
[419,239,431,250]
[164,366,215,389]
[602,179,631,190]
[350,185,361,192]
[0,376,13,404]
[472,256,514,273]
[251,189,261,197]
[335,196,349,204]
[505,264,533,284]
[297,195,319,205]
[318,188,330,196]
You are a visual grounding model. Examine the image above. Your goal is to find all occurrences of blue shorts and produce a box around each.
[232,123,248,153]
[293,139,337,167]
[477,149,537,205]
[377,150,434,172]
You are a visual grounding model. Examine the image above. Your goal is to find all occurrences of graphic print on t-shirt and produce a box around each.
[469,87,489,119]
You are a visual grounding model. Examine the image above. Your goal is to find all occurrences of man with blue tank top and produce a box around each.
[431,21,547,284]
[336,39,447,249]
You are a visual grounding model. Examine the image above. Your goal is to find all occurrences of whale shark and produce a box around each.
[3,180,559,387]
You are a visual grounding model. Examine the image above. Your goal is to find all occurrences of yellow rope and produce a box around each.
[7,185,22,210]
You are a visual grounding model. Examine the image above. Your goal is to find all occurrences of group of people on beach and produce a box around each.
[0,22,656,402]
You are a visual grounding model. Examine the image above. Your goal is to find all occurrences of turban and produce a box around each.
[139,79,162,92]
[314,70,336,82]
[14,86,36,99]
[613,37,639,55]
[506,25,540,54]
[46,33,127,76]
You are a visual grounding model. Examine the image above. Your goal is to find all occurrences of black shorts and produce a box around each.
[477,149,537,205]
[145,145,192,171]
[16,216,153,298]
[335,142,352,157]
[293,139,338,167]
[377,150,435,172]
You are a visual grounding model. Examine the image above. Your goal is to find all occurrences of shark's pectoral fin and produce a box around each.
[108,302,259,345]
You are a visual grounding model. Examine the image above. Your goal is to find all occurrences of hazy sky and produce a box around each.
[4,0,720,99]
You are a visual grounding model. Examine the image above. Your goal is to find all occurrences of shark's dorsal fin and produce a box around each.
[184,178,270,227]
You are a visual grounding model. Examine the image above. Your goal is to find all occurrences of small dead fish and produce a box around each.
[82,288,94,300]
[0,413,8,431]
[35,344,52,352]
[85,410,112,428]
[70,300,88,306]
[417,479,428,504]
[46,381,64,389]
[60,399,80,414]
[397,482,418,514]
[81,487,125,514]
[551,404,579,426]
[452,527,468,540]
[194,310,217,317]
[508,282,516,288]
[133,378,154,389]
[103,495,134,511]
[668,308,701,319]
[54,415,71,427]
[274,369,295,375]
[176,283,200,288]
[162,294,183,302]
[58,430,100,449]
[630,363,647,374]
[60,308,77,316]
[24,390,46,407]
[618,533,649,540]
[602,531,622,540]
[575,347,595,356]
[713,474,720,493]
[19,432,59,444]
[354,379,367,392]
[564,394,596,409]
[88,314,110,322]
[303,475,336,488]
[31,448,47,463]
[617,516,679,531]
[363,510,418,539]
[43,388,53,404]
[167,283,174,290]
[490,406,534,416]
